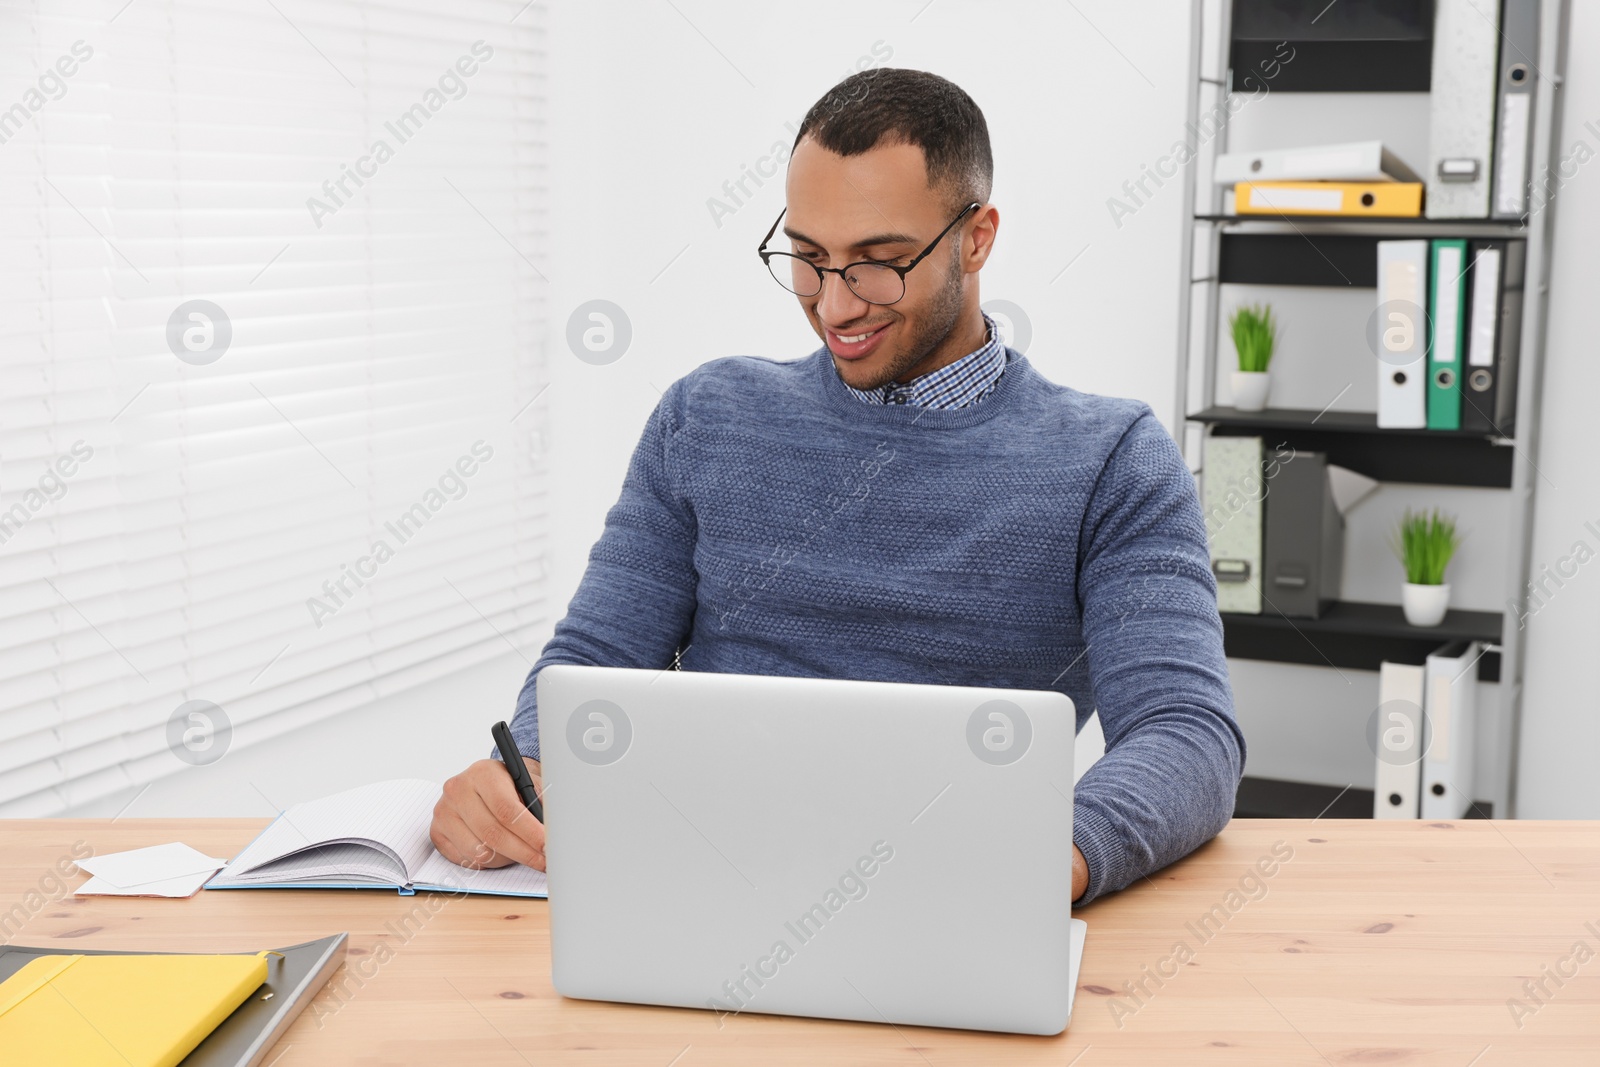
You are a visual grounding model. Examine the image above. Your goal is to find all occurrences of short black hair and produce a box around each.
[791,68,992,215]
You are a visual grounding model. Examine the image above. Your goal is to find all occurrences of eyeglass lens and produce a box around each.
[767,255,904,305]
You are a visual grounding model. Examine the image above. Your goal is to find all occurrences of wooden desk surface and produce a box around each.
[3,818,1598,1065]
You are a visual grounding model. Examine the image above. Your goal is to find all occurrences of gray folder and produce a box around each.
[1492,0,1541,218]
[1262,450,1343,619]
[1426,0,1503,218]
[1204,435,1264,615]
[0,933,347,1066]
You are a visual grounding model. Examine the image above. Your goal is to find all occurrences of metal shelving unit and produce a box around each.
[1172,0,1572,819]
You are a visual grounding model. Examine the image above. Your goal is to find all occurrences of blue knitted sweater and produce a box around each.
[507,344,1246,905]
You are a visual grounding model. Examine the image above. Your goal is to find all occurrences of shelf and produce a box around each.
[1228,39,1432,93]
[1221,599,1502,681]
[1229,1,1434,95]
[1211,231,1527,288]
[1190,406,1505,439]
[1180,0,1566,820]
[1197,213,1527,232]
[1217,232,1382,286]
[1191,406,1515,487]
[1234,776,1494,820]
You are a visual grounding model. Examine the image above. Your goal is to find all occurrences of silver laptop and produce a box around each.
[537,664,1088,1035]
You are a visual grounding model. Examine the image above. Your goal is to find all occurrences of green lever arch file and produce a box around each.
[1427,239,1468,430]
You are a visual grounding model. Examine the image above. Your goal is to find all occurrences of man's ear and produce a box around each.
[964,204,999,271]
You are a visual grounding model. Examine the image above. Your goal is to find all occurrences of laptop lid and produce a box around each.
[537,664,1078,1035]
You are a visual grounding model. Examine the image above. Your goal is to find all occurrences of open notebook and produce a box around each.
[205,778,547,897]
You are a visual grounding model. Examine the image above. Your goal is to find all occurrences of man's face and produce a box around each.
[781,138,987,392]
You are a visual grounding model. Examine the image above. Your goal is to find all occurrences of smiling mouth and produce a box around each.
[825,321,892,360]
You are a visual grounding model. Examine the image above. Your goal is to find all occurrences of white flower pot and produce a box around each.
[1402,582,1450,627]
[1231,370,1271,412]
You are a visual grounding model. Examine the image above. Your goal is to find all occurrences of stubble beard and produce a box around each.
[854,250,967,392]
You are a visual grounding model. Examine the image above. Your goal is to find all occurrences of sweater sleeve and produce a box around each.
[498,378,699,763]
[1071,409,1246,905]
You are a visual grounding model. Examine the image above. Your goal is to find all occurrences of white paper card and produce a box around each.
[75,842,229,888]
[75,868,221,898]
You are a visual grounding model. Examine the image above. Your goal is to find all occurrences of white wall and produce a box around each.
[60,0,1599,819]
[1514,0,1600,818]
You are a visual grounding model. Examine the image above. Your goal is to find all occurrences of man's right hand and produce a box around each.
[429,757,546,871]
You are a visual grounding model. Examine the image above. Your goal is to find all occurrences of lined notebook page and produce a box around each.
[225,842,411,885]
[218,777,547,896]
[412,850,549,896]
[226,779,440,881]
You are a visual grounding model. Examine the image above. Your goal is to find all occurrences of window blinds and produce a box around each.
[0,0,550,815]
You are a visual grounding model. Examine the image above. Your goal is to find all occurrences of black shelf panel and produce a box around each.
[1230,39,1433,93]
[1230,0,1434,94]
[1210,231,1528,289]
[1198,214,1525,231]
[1221,599,1502,681]
[1191,405,1501,439]
[1192,406,1515,487]
[1234,776,1494,820]
[1219,232,1381,287]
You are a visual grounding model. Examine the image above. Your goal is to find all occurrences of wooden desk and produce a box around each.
[4,818,1598,1065]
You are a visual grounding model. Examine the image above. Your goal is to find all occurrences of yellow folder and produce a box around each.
[0,951,269,1067]
[1235,180,1424,217]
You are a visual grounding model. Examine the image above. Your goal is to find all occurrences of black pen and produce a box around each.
[491,720,544,824]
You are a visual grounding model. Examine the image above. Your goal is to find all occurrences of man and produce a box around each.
[430,67,1245,906]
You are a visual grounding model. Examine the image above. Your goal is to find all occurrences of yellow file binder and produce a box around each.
[1235,181,1424,217]
[0,950,270,1067]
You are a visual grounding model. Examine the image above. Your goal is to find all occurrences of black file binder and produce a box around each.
[1461,239,1525,436]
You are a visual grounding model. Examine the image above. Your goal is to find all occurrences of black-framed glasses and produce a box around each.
[756,201,981,306]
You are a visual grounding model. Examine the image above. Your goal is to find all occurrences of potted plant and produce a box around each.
[1390,507,1462,627]
[1228,303,1277,412]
